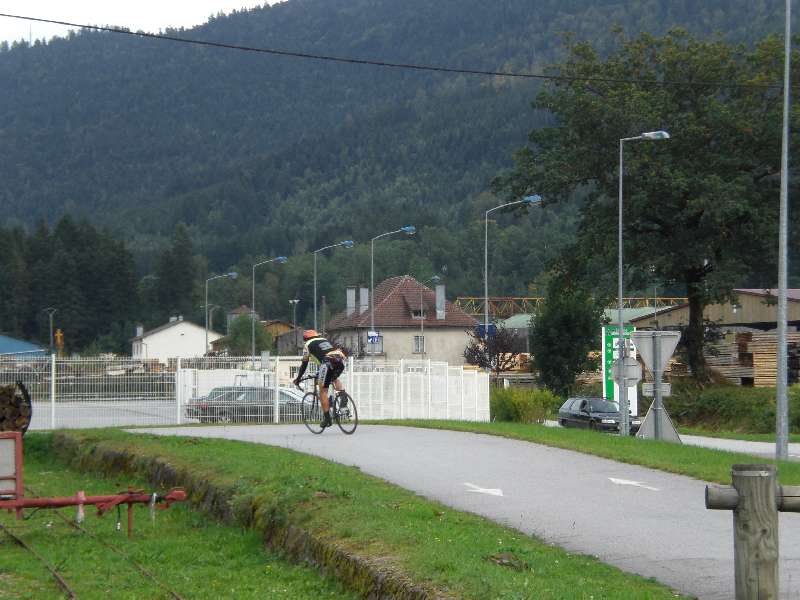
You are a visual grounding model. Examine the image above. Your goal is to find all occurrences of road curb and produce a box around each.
[52,432,447,600]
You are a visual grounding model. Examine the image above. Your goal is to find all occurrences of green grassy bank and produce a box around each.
[41,429,685,599]
[0,434,356,600]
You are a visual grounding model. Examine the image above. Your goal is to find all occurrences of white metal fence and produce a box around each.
[0,355,489,430]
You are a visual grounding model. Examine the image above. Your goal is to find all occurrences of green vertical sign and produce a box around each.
[602,325,634,401]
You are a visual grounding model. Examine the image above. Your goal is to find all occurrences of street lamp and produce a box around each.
[370,225,416,348]
[42,307,57,354]
[251,256,288,359]
[289,298,300,353]
[313,240,355,330]
[617,130,670,435]
[204,272,238,355]
[776,0,792,460]
[484,195,542,338]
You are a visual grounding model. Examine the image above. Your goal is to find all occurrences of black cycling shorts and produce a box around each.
[316,356,344,388]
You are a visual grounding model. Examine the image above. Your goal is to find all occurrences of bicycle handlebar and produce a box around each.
[295,375,316,389]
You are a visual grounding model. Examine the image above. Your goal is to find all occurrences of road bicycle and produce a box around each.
[296,375,358,435]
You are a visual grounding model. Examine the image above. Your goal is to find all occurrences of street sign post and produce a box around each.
[631,331,681,443]
[642,382,671,397]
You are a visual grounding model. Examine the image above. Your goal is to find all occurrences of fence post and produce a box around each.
[380,369,385,419]
[50,354,56,429]
[706,464,783,599]
[273,356,281,424]
[347,356,354,395]
[460,367,465,420]
[426,359,432,419]
[175,357,182,425]
[445,366,450,420]
[399,359,405,419]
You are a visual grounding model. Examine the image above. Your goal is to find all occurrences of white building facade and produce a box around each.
[131,318,223,362]
[326,276,477,365]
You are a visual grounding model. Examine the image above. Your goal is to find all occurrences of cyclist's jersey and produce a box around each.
[302,337,345,365]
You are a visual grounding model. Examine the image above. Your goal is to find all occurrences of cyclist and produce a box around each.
[293,329,347,429]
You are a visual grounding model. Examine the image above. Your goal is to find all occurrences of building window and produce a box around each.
[411,309,426,320]
[413,335,425,354]
[366,334,383,355]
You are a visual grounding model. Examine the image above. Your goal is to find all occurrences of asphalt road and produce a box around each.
[132,424,800,599]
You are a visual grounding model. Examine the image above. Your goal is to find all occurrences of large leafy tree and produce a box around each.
[495,30,799,380]
[530,254,605,396]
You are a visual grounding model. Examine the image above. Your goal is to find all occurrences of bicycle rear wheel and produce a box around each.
[302,392,325,434]
[334,392,358,435]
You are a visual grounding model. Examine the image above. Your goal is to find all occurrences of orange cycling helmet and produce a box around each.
[302,329,320,340]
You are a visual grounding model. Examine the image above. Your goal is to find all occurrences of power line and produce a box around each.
[0,12,794,90]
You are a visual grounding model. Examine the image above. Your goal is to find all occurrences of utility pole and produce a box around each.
[42,308,57,353]
[776,0,793,460]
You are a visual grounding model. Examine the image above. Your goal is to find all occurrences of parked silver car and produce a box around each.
[185,386,304,423]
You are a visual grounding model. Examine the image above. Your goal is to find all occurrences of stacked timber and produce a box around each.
[0,382,32,433]
[705,333,755,384]
[751,332,800,387]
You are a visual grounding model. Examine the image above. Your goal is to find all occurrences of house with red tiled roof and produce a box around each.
[326,276,477,364]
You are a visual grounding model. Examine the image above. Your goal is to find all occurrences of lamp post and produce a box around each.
[484,195,542,338]
[251,256,288,359]
[42,307,57,353]
[289,298,300,353]
[313,240,355,330]
[204,272,238,354]
[418,275,441,357]
[776,0,793,460]
[370,226,416,349]
[618,130,670,436]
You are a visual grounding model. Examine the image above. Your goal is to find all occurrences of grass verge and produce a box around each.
[371,420,800,485]
[47,429,685,599]
[0,434,357,600]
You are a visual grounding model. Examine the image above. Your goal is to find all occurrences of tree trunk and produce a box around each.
[685,271,708,382]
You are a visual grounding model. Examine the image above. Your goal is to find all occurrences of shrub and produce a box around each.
[664,382,800,433]
[490,387,562,424]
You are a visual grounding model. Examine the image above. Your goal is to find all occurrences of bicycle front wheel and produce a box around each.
[302,392,325,434]
[335,392,358,435]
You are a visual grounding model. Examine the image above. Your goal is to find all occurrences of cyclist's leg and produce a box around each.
[317,364,332,426]
[329,358,347,406]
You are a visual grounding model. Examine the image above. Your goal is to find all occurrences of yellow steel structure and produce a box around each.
[454,297,688,318]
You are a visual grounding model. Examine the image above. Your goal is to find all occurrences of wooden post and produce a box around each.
[732,464,779,599]
[707,464,784,599]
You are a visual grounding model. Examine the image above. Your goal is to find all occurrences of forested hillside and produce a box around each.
[0,0,793,348]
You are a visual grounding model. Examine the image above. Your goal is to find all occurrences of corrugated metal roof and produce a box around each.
[736,288,800,301]
[603,307,663,324]
[0,335,45,356]
[499,314,533,329]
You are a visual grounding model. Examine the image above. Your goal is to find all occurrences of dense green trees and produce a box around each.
[497,30,800,380]
[1,2,798,357]
[0,218,137,352]
[529,254,605,396]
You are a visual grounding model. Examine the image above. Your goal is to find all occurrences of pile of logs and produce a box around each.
[706,332,800,387]
[0,382,32,434]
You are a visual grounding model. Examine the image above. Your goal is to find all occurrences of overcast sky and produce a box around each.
[0,2,276,45]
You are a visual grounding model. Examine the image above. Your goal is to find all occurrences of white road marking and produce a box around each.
[608,477,660,491]
[464,482,504,496]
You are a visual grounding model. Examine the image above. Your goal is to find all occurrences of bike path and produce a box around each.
[133,424,800,599]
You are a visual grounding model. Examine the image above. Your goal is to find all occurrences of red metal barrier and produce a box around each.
[0,433,186,537]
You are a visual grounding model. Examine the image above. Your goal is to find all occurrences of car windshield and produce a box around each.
[588,399,619,413]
